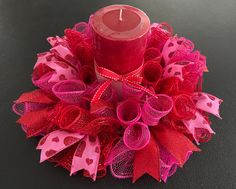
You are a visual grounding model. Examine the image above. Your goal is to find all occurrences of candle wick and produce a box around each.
[119,9,123,22]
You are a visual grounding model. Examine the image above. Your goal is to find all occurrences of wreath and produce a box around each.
[12,18,222,183]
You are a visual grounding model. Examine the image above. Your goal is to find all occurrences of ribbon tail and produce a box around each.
[91,80,112,103]
[152,126,200,167]
[37,130,84,163]
[133,134,161,183]
[15,89,56,104]
[70,135,100,181]
[17,109,52,137]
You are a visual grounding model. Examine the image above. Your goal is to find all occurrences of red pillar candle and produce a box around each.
[91,5,150,75]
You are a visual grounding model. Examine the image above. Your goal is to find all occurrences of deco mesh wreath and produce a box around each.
[13,16,222,182]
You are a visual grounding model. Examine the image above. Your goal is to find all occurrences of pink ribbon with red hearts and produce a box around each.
[37,130,100,181]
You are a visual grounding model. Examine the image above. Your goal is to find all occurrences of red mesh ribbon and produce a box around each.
[144,48,161,62]
[59,105,94,132]
[65,29,94,66]
[91,64,159,103]
[48,143,78,172]
[17,108,54,137]
[91,100,116,118]
[148,22,173,50]
[133,134,161,182]
[170,94,196,120]
[13,89,58,137]
[13,89,56,115]
[78,65,96,85]
[152,126,200,166]
[142,60,163,86]
[14,89,56,104]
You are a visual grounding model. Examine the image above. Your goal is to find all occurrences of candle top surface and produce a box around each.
[91,4,150,41]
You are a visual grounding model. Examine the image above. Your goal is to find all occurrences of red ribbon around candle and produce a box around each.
[91,64,159,103]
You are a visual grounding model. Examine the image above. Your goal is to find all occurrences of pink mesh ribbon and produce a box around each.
[90,86,117,117]
[142,95,173,126]
[142,60,162,86]
[159,145,178,182]
[91,100,116,118]
[73,22,92,37]
[106,139,134,179]
[123,122,150,150]
[116,100,141,126]
[122,82,144,100]
[13,102,48,116]
[12,89,55,116]
[100,86,118,103]
[52,80,86,104]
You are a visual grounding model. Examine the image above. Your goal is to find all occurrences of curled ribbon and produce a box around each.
[91,64,158,103]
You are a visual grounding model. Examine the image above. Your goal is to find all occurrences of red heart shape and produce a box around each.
[174,71,181,76]
[75,140,86,158]
[63,136,79,146]
[207,102,212,108]
[45,149,57,157]
[95,146,100,153]
[86,158,93,165]
[167,67,172,73]
[38,136,48,146]
[52,136,59,143]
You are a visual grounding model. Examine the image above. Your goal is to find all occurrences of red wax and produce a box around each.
[91,5,150,75]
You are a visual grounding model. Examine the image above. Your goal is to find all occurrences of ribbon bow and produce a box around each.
[91,64,158,103]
